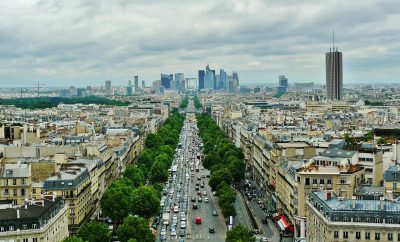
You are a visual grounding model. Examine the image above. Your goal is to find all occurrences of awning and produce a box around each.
[277,220,285,231]
[279,215,290,228]
[288,225,295,233]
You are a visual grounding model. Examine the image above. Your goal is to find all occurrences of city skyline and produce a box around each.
[0,1,398,87]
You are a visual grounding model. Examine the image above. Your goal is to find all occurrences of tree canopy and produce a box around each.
[117,216,155,242]
[226,225,256,242]
[123,165,144,188]
[62,236,84,242]
[131,186,160,219]
[77,221,111,242]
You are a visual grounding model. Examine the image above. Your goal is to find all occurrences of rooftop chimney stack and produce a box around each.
[380,196,385,210]
[351,196,356,209]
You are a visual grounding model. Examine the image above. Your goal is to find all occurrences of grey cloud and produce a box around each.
[0,0,398,87]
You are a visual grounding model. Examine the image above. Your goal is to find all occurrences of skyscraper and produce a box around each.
[218,69,227,90]
[279,75,288,88]
[204,64,215,90]
[105,80,112,96]
[326,47,343,100]
[161,74,173,89]
[198,70,205,90]
[134,76,139,91]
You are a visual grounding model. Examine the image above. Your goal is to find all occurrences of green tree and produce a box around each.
[150,160,168,183]
[117,215,155,242]
[131,186,161,219]
[62,236,84,242]
[100,179,133,224]
[123,165,144,188]
[77,221,111,242]
[137,149,155,173]
[158,145,174,158]
[155,153,172,167]
[226,225,256,242]
[209,168,233,191]
[145,133,160,149]
[228,158,245,184]
[203,152,219,169]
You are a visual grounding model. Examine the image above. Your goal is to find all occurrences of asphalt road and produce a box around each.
[156,107,226,242]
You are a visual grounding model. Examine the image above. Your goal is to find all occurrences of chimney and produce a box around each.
[325,191,332,200]
[352,196,356,209]
[380,196,385,210]
[386,190,393,201]
[17,209,20,219]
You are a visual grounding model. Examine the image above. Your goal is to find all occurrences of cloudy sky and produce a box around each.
[0,0,398,87]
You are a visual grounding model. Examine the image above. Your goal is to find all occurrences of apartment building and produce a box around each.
[307,191,400,242]
[0,163,32,205]
[0,197,68,242]
[43,167,91,234]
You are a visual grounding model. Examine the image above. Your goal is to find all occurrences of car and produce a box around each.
[212,191,217,196]
[191,196,196,202]
[209,227,215,233]
[202,174,206,178]
[206,174,211,178]
[195,186,199,191]
[192,203,197,209]
[161,234,167,241]
[197,191,201,195]
[198,197,202,202]
[179,239,185,242]
[202,191,207,196]
[204,197,209,203]
[200,183,204,188]
[262,217,268,224]
[253,229,260,234]
[171,227,177,236]
[197,177,201,180]
[179,229,186,237]
[212,210,218,216]
[174,206,179,213]
[195,216,202,224]
[260,237,269,242]
[161,227,167,236]
[180,221,186,229]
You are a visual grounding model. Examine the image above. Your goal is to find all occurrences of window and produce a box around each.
[33,189,36,194]
[334,231,339,238]
[32,224,37,229]
[356,232,361,239]
[4,189,8,195]
[343,231,348,239]
[21,179,25,185]
[21,189,25,196]
[397,233,400,241]
[313,178,317,185]
[355,217,361,222]
[366,218,370,223]
[9,225,14,231]
[388,219,393,224]
[320,179,324,184]
[375,218,381,223]
[340,178,347,184]
[33,239,38,242]
[327,179,332,185]
[366,232,370,240]
[0,227,4,232]
[388,233,393,241]
[23,239,28,242]
[394,183,398,190]
[393,173,398,179]
[343,217,349,222]
[375,233,380,240]
[13,189,17,196]
[305,178,310,185]
[22,224,27,230]
[13,179,16,185]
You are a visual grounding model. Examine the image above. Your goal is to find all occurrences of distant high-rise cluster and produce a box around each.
[198,64,239,92]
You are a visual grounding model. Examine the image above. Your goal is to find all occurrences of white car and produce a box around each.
[180,221,186,229]
[171,227,177,236]
[174,206,179,213]
[204,197,209,203]
[202,191,207,196]
[181,212,186,221]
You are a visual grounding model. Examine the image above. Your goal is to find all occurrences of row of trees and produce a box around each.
[64,109,185,242]
[0,96,130,109]
[196,113,246,217]
[179,96,189,108]
[193,95,202,109]
[63,216,154,242]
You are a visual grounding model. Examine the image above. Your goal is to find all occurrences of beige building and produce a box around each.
[0,163,32,205]
[43,167,92,234]
[307,191,400,242]
[0,196,69,242]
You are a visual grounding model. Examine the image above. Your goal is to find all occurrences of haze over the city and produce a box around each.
[0,0,398,87]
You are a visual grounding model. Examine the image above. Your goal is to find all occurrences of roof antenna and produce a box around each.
[332,27,335,49]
